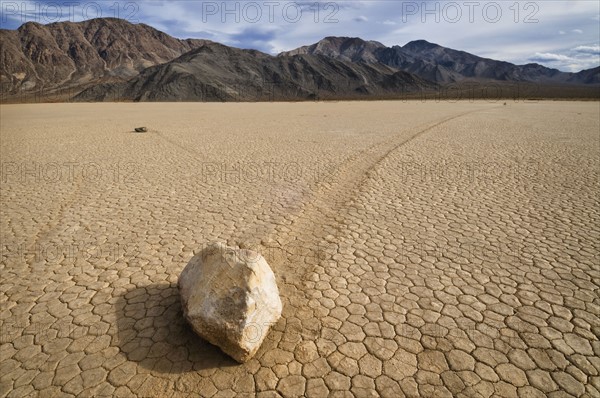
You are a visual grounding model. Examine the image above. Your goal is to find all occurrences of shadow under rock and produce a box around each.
[114,282,238,374]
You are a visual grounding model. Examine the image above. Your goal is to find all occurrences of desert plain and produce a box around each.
[0,100,599,397]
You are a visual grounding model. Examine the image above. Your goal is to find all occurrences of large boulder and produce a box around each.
[178,242,282,363]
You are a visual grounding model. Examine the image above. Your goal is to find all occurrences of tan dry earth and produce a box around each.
[0,101,599,398]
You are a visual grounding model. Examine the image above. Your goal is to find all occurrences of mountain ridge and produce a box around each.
[1,18,598,102]
[74,41,436,102]
[0,18,208,95]
[280,36,597,84]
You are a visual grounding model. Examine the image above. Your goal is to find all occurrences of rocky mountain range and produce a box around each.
[1,18,598,102]
[280,37,599,85]
[74,41,435,102]
[0,18,207,95]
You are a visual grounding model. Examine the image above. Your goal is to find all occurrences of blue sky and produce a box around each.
[1,0,599,72]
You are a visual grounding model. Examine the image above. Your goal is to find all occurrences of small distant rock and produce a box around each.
[178,243,282,363]
[134,127,147,132]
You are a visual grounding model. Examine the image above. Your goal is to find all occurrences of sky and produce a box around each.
[1,0,599,72]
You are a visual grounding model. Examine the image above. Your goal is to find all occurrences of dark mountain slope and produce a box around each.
[75,42,436,102]
[281,37,597,84]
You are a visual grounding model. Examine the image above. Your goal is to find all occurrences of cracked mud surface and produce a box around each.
[1,101,599,397]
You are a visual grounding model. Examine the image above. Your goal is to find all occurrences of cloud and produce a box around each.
[573,45,600,54]
[227,26,280,52]
[529,45,600,72]
[572,29,584,34]
[354,16,368,23]
[531,52,573,62]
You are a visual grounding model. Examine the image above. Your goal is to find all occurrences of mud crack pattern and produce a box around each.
[1,101,598,397]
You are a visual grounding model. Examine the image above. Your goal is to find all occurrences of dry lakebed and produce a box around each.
[1,101,599,397]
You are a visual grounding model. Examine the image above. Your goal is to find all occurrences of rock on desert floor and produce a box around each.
[0,101,598,397]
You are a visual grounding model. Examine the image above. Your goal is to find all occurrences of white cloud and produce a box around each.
[572,29,584,34]
[573,45,600,54]
[532,52,573,62]
[529,46,600,72]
